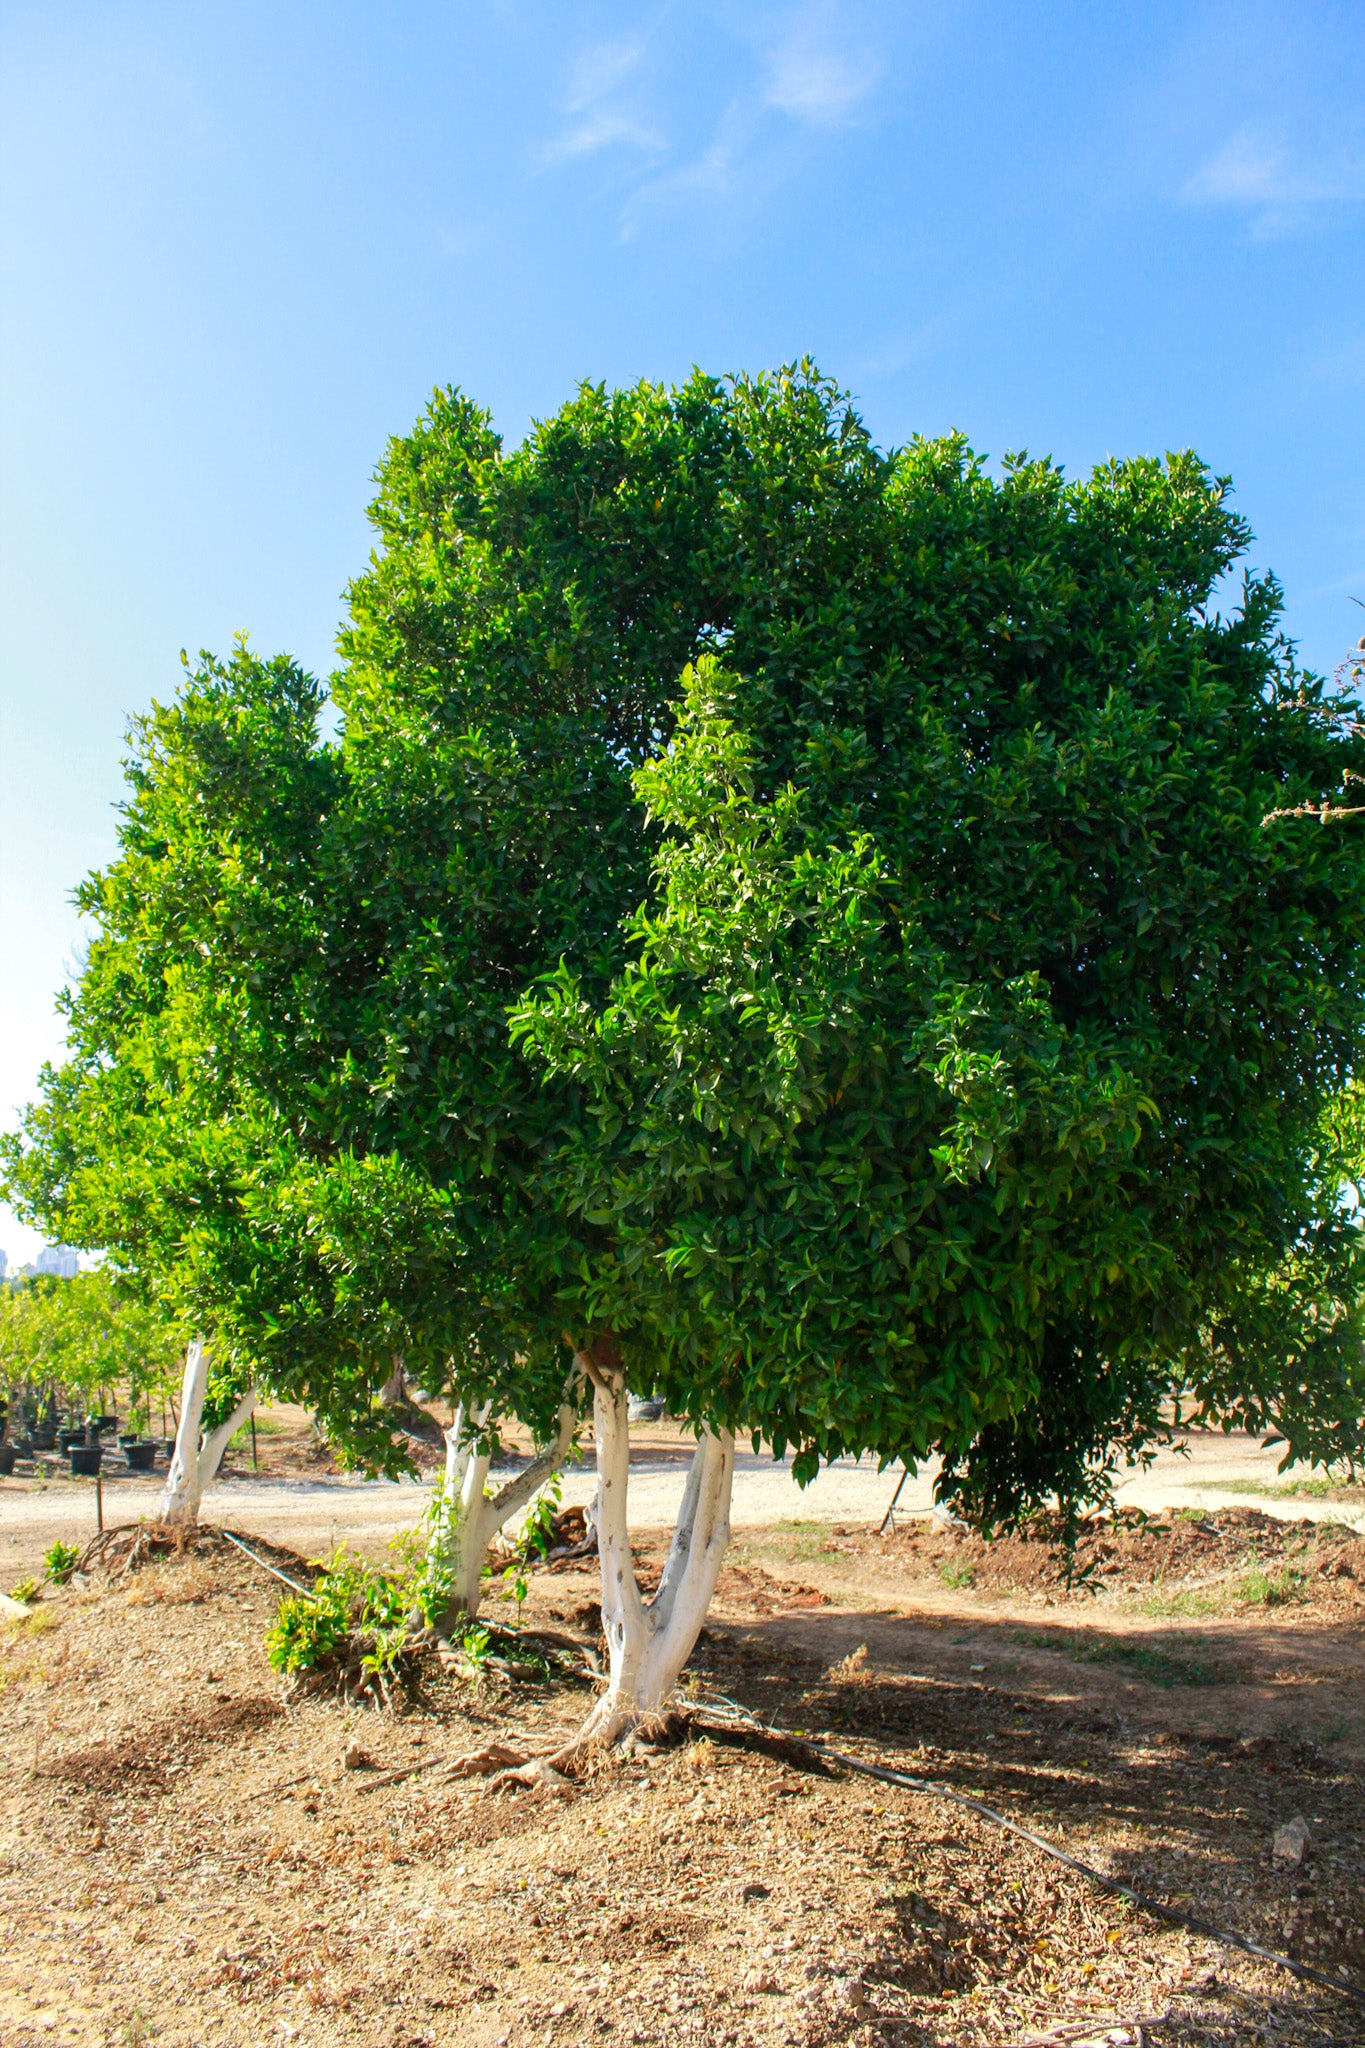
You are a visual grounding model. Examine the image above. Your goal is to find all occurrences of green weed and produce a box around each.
[1236,1558,1305,1607]
[1133,1584,1229,1620]
[43,1540,81,1586]
[939,1556,976,1589]
[1015,1628,1216,1687]
[760,1518,833,1563]
[1197,1473,1364,1503]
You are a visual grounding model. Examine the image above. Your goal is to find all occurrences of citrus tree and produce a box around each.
[7,368,1364,1700]
[506,413,1365,1741]
[0,644,336,1518]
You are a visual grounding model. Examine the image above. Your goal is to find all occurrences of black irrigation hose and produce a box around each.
[218,1526,310,1595]
[699,1716,1365,2011]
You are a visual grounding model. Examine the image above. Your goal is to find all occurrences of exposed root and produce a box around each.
[457,1705,696,1791]
[76,1521,196,1580]
[434,1618,600,1686]
[74,1521,315,1587]
[440,1741,529,1779]
[525,1505,599,1569]
[618,1710,692,1756]
[487,1756,575,1795]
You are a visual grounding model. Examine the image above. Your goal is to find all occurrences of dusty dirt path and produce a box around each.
[3,1427,1359,1588]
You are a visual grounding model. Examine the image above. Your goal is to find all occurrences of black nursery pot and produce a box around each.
[58,1428,86,1453]
[124,1442,156,1472]
[68,1445,102,1476]
[0,1447,15,1476]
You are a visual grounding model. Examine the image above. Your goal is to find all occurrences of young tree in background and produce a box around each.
[0,1269,183,1436]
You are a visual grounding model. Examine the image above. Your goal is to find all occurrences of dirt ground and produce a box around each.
[6,1407,1363,1598]
[1,1502,1363,2048]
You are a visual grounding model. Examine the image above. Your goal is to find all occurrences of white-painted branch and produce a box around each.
[159,1339,209,1527]
[158,1340,257,1528]
[428,1394,579,1626]
[197,1387,257,1496]
[574,1358,734,1748]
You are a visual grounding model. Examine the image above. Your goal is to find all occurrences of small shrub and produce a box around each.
[390,1484,454,1625]
[9,1578,40,1606]
[265,1591,349,1675]
[265,1548,412,1681]
[455,1621,493,1677]
[939,1555,975,1589]
[43,1540,81,1586]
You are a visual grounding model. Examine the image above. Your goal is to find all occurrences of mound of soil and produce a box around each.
[74,1519,319,1588]
[824,1507,1365,1614]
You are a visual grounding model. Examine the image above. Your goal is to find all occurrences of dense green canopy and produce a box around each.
[6,366,1364,1513]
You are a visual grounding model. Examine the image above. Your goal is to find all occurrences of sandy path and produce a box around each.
[1,1428,1357,1581]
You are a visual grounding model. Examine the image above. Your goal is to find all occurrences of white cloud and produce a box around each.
[619,98,757,236]
[544,33,664,164]
[544,4,885,236]
[566,35,648,116]
[761,6,880,128]
[553,109,664,161]
[850,319,951,381]
[1183,123,1365,235]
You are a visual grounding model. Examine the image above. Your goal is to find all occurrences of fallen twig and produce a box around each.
[352,1756,444,1794]
[1001,2019,1166,2047]
[353,1740,532,1795]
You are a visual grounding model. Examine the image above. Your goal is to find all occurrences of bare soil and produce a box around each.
[1,1509,1362,2048]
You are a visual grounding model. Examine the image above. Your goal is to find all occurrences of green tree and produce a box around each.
[507,417,1365,1740]
[0,643,337,1516]
[0,1270,182,1434]
[7,369,1365,1710]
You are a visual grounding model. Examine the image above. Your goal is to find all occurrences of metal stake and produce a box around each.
[878,1465,912,1534]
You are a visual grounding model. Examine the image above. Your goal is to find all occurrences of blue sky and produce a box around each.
[2,0,1364,1261]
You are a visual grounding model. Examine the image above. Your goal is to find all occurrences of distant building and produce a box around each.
[34,1245,79,1279]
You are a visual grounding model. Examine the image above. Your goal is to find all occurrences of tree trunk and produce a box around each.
[158,1339,256,1529]
[378,1360,408,1407]
[428,1394,578,1629]
[568,1344,733,1753]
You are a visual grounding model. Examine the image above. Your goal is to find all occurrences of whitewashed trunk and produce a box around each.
[158,1340,256,1528]
[428,1396,577,1628]
[379,1361,409,1407]
[576,1358,733,1745]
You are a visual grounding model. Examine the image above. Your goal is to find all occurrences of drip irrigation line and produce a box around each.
[218,1527,309,1594]
[696,1712,1365,2011]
